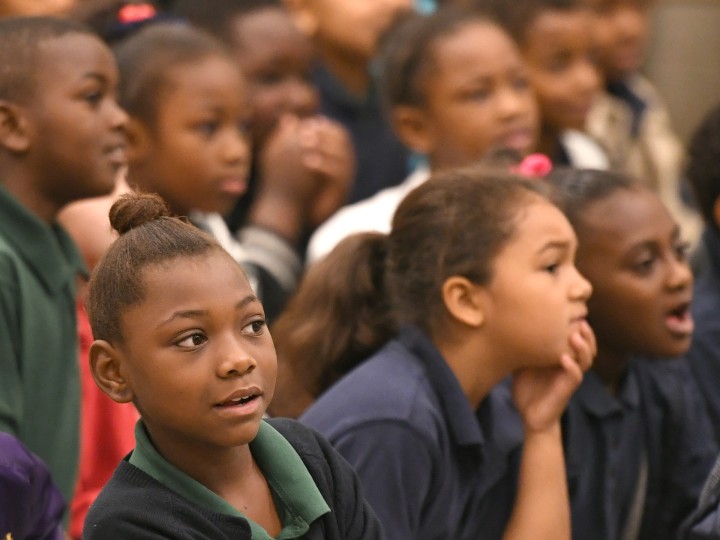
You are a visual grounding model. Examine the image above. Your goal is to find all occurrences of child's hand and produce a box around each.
[296,117,354,228]
[512,321,596,434]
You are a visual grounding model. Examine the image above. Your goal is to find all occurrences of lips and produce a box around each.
[665,302,694,337]
[104,142,127,167]
[217,176,247,196]
[213,386,263,417]
[498,127,536,153]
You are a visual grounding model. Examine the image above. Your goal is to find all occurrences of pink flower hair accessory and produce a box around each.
[512,153,553,178]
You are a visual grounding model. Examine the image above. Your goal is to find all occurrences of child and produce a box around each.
[683,103,720,443]
[546,167,717,539]
[0,16,127,508]
[171,0,354,239]
[82,192,383,538]
[0,433,65,540]
[301,165,595,539]
[484,0,609,168]
[114,23,316,320]
[586,0,702,246]
[283,0,413,203]
[307,7,539,262]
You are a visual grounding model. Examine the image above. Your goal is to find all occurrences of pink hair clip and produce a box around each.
[117,3,157,24]
[512,153,553,178]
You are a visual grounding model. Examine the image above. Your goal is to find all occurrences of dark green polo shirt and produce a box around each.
[129,420,330,539]
[0,185,85,507]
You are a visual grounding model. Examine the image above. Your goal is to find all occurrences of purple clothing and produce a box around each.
[0,432,65,540]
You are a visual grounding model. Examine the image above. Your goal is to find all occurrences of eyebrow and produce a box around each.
[537,240,573,254]
[156,294,259,329]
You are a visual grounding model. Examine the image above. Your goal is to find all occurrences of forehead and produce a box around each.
[499,198,576,256]
[577,188,676,250]
[525,8,595,49]
[33,33,117,91]
[159,56,246,107]
[231,7,308,53]
[431,21,523,76]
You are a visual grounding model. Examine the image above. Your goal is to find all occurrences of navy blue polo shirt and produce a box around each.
[564,358,717,540]
[312,64,410,203]
[687,226,720,445]
[300,324,523,540]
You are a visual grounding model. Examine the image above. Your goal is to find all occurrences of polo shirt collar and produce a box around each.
[0,186,85,293]
[575,367,640,418]
[398,324,484,450]
[129,420,330,539]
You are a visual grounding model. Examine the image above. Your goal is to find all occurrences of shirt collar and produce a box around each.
[0,186,85,293]
[129,420,330,538]
[398,324,484,450]
[574,367,641,418]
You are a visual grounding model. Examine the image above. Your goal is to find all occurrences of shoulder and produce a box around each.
[307,168,430,263]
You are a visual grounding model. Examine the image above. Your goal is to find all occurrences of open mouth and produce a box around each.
[665,302,694,336]
[215,394,259,408]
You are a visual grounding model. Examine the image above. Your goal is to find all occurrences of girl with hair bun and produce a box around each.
[82,192,383,538]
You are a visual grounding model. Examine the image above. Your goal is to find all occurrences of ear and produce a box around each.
[0,100,31,153]
[392,105,434,155]
[89,340,135,404]
[441,276,485,328]
[282,0,319,37]
[124,117,152,164]
[712,197,720,231]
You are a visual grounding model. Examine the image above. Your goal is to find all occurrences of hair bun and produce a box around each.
[109,192,171,235]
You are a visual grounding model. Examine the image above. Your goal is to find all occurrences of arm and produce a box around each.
[504,322,595,540]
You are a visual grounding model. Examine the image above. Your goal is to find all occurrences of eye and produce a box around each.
[84,90,103,106]
[674,241,690,261]
[512,74,531,91]
[633,255,656,275]
[544,262,560,274]
[176,332,207,349]
[196,120,220,137]
[242,318,266,336]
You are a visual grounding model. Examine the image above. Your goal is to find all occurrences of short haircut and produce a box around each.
[88,191,227,343]
[0,16,96,103]
[114,22,231,128]
[687,104,720,229]
[377,6,501,110]
[481,0,593,45]
[545,167,638,232]
[171,0,280,44]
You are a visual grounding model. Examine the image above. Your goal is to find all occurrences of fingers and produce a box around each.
[567,320,596,373]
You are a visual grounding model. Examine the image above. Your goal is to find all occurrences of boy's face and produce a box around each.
[290,0,412,63]
[26,33,127,206]
[522,9,602,132]
[480,198,591,370]
[115,251,277,456]
[593,2,651,81]
[130,56,250,216]
[230,7,319,150]
[410,21,538,170]
[575,188,694,360]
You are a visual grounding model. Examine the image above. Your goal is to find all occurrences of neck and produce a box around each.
[317,44,371,97]
[433,326,510,410]
[592,346,630,396]
[1,168,60,223]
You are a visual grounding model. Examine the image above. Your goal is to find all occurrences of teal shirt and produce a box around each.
[129,420,330,539]
[0,185,84,506]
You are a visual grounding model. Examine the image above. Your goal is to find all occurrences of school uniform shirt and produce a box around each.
[563,358,717,540]
[0,432,65,540]
[679,453,720,539]
[556,129,610,169]
[687,226,720,445]
[0,185,84,506]
[300,324,524,540]
[313,63,410,204]
[306,166,429,264]
[84,418,384,539]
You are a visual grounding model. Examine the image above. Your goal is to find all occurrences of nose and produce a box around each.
[107,98,128,131]
[216,333,257,378]
[666,256,693,291]
[497,84,534,121]
[223,126,251,168]
[285,78,318,118]
[571,267,593,302]
[572,59,601,97]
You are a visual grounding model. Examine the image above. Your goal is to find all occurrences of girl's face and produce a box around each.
[593,3,651,81]
[129,56,250,216]
[229,7,319,150]
[414,21,538,170]
[575,187,694,359]
[522,9,601,131]
[481,198,592,369]
[115,251,277,458]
